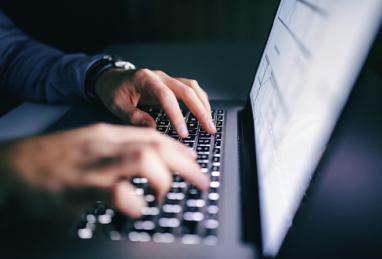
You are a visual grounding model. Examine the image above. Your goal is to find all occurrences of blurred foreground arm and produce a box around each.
[0,124,209,220]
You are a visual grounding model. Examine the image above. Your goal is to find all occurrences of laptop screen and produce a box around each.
[250,0,382,256]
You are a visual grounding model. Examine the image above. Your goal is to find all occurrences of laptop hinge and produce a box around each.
[238,102,263,249]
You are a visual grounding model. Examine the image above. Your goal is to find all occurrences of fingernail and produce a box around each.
[179,124,189,137]
[208,120,216,133]
[141,120,149,127]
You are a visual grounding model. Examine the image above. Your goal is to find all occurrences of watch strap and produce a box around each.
[85,55,136,101]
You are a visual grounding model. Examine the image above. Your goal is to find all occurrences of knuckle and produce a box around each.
[182,86,195,97]
[202,89,209,99]
[135,68,151,80]
[154,70,165,76]
[91,123,110,133]
[189,79,199,87]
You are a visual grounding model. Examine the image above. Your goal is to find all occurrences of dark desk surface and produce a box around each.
[105,43,261,102]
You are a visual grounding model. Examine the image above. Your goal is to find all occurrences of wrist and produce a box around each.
[85,55,136,101]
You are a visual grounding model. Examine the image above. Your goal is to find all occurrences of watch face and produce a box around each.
[114,61,136,70]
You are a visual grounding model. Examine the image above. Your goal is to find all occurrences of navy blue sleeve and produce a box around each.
[0,11,105,103]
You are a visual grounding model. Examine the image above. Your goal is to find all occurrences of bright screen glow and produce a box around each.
[250,0,382,256]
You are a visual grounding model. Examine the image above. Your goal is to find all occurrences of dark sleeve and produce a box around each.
[0,11,105,103]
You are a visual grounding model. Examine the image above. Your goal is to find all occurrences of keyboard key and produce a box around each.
[159,218,180,228]
[210,181,220,189]
[183,212,204,222]
[182,142,194,148]
[197,154,209,160]
[171,181,187,189]
[141,207,160,216]
[211,166,220,172]
[157,126,167,132]
[207,205,219,214]
[153,233,175,243]
[198,163,208,168]
[204,235,218,245]
[188,129,197,135]
[168,129,178,136]
[212,157,220,163]
[163,204,182,214]
[158,121,169,126]
[167,192,185,201]
[213,148,221,155]
[186,199,205,208]
[211,171,220,177]
[187,122,198,129]
[182,234,201,244]
[182,135,196,141]
[77,220,95,239]
[173,175,183,182]
[199,132,211,138]
[144,194,155,203]
[188,116,197,123]
[196,146,210,152]
[134,220,155,231]
[198,139,211,145]
[128,231,151,242]
[187,187,202,199]
[205,229,218,239]
[208,192,220,201]
[204,219,219,229]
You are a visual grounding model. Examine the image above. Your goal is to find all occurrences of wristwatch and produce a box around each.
[85,55,136,101]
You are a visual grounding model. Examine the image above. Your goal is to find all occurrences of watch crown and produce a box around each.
[115,60,136,70]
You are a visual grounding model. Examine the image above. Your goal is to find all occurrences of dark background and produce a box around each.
[1,0,279,53]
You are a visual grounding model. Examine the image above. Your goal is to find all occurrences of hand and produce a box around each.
[95,68,216,137]
[0,124,209,220]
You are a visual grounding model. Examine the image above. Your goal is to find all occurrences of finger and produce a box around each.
[113,181,146,218]
[126,144,172,201]
[80,143,172,201]
[156,72,216,134]
[112,105,157,128]
[87,124,195,158]
[154,143,209,191]
[177,78,212,115]
[137,70,188,137]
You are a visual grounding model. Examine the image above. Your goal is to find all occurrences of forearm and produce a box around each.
[0,11,103,103]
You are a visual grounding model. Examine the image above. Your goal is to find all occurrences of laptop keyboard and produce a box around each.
[77,108,225,245]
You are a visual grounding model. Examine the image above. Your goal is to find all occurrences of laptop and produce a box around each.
[4,1,381,258]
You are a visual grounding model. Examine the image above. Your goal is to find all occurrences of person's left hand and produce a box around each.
[95,68,216,138]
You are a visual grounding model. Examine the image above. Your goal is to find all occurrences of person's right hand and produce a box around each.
[0,123,209,221]
[95,68,216,137]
